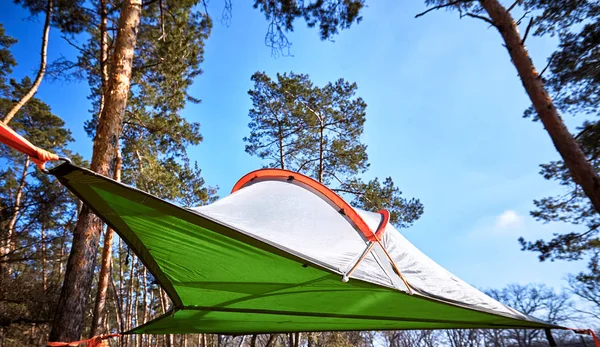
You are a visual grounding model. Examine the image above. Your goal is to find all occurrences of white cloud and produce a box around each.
[467,209,531,240]
[495,210,524,229]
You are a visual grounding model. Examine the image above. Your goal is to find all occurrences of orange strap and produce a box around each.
[47,333,121,347]
[0,122,59,170]
[232,168,385,241]
[571,328,600,347]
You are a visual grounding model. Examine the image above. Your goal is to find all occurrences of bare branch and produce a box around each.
[539,55,554,79]
[507,0,521,13]
[463,12,496,27]
[415,0,473,18]
[521,17,534,45]
[516,10,531,25]
[221,0,232,27]
[158,0,166,41]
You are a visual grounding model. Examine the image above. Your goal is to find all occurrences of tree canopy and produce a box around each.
[246,71,423,228]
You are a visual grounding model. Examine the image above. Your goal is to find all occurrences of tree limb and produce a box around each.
[2,0,52,124]
[521,17,534,45]
[506,0,520,13]
[463,12,496,27]
[539,55,554,79]
[415,0,474,18]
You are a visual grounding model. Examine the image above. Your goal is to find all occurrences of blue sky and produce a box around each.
[0,1,586,293]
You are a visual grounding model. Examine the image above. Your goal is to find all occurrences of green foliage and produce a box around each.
[245,71,423,228]
[0,24,17,92]
[0,78,80,329]
[13,0,90,34]
[246,71,369,184]
[515,1,600,284]
[76,0,217,206]
[347,177,424,229]
[252,0,365,54]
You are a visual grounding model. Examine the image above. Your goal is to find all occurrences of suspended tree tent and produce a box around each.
[49,162,558,334]
[3,122,599,346]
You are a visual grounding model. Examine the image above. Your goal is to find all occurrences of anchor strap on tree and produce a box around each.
[47,333,121,347]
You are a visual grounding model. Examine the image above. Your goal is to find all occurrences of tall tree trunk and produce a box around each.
[126,256,136,345]
[98,0,110,117]
[111,273,124,333]
[264,335,276,347]
[41,223,47,294]
[2,0,52,124]
[160,288,173,347]
[479,0,600,214]
[277,122,285,170]
[318,121,324,183]
[1,157,30,277]
[49,0,142,342]
[141,266,147,347]
[90,148,121,337]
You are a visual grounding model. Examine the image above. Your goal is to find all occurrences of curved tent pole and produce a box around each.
[232,168,385,242]
[232,168,414,294]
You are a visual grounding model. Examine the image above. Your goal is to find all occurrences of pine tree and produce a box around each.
[0,77,80,337]
[50,0,143,342]
[417,0,600,255]
[246,71,423,227]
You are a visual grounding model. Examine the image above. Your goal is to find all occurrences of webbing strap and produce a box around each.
[47,333,121,347]
[0,122,60,170]
[571,328,600,347]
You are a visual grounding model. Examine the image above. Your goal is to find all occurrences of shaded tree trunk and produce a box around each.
[479,0,600,214]
[126,256,136,345]
[90,148,121,337]
[2,0,52,124]
[49,0,142,342]
[264,334,276,347]
[1,157,30,277]
[41,223,47,294]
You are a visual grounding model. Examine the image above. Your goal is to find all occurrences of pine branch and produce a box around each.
[539,56,554,79]
[506,0,521,13]
[521,17,534,45]
[415,0,474,18]
[463,12,496,27]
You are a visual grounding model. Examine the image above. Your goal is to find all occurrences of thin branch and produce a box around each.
[539,56,554,79]
[463,12,496,27]
[415,0,473,18]
[516,10,531,25]
[521,17,534,45]
[158,0,166,41]
[2,0,52,124]
[507,0,521,13]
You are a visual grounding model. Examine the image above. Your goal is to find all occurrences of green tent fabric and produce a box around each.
[50,163,559,334]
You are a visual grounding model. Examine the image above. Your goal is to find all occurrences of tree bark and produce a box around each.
[1,157,30,277]
[318,120,324,183]
[479,0,600,214]
[126,255,136,345]
[264,334,276,347]
[49,0,142,342]
[2,0,52,125]
[90,148,122,337]
[41,223,47,294]
[99,0,110,118]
